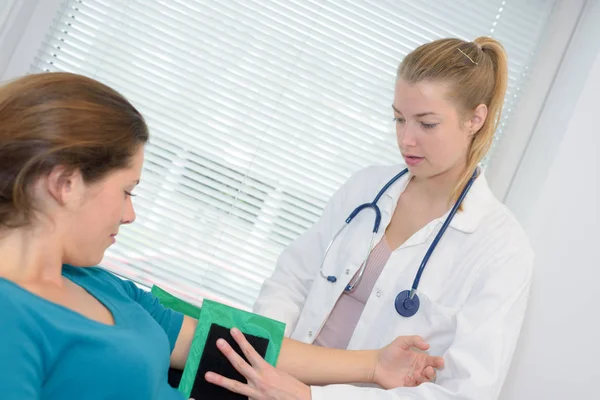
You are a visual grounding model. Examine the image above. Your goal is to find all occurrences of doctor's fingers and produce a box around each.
[213,337,262,382]
[205,370,260,399]
[230,327,269,368]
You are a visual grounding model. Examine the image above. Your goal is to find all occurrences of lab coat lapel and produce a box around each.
[327,169,410,290]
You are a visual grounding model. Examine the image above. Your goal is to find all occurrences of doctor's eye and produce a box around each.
[393,117,405,124]
[125,191,136,197]
[421,122,439,129]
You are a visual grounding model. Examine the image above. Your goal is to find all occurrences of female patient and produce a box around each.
[0,72,443,399]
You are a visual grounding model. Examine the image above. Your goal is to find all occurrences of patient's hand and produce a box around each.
[374,335,444,389]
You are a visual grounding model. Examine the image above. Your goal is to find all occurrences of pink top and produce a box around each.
[313,237,392,349]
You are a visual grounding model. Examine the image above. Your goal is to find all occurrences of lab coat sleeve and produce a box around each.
[253,168,371,336]
[310,244,534,400]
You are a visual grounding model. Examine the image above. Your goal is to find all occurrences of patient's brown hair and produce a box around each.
[0,72,149,228]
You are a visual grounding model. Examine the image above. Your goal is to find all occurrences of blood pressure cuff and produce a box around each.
[151,286,286,399]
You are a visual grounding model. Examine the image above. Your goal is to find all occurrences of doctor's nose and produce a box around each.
[398,124,418,148]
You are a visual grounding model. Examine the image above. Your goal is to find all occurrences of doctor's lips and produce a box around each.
[403,154,424,166]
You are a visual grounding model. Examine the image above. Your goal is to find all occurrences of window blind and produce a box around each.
[31,0,556,310]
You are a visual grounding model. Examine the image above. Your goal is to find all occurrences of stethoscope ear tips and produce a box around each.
[326,276,337,283]
[395,290,420,317]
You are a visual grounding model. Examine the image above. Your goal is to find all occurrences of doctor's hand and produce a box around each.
[374,335,444,389]
[204,328,310,400]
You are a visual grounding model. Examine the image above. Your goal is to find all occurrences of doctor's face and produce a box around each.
[392,79,473,180]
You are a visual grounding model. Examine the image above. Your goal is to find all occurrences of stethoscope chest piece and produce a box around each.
[394,290,420,317]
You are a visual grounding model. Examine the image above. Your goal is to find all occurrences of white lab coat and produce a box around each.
[253,164,534,400]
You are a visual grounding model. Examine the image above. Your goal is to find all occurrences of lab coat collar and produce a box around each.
[448,170,495,233]
[379,165,495,234]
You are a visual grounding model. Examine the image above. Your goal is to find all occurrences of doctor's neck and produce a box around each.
[409,161,468,208]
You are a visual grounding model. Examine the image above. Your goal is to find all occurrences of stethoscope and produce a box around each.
[319,167,478,317]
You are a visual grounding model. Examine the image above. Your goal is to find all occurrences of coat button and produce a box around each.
[375,289,382,298]
[346,269,350,275]
[308,330,313,338]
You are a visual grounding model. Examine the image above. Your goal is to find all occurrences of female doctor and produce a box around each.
[230,36,535,400]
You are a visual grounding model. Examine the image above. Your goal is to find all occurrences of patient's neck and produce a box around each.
[0,223,64,286]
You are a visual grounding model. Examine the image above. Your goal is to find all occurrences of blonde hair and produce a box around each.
[397,37,508,203]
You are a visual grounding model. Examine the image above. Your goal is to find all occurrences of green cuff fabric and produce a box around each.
[151,286,286,399]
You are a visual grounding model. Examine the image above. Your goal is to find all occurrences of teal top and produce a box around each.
[0,265,186,399]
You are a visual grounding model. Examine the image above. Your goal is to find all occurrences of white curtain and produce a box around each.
[31,0,556,309]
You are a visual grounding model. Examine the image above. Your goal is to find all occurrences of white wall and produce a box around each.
[0,0,62,81]
[499,1,600,399]
[486,0,584,201]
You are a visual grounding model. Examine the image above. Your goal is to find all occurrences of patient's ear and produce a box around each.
[44,166,85,207]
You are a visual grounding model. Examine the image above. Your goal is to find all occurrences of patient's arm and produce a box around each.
[170,317,443,394]
[205,327,443,398]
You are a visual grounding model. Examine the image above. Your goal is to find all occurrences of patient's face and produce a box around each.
[62,146,144,267]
